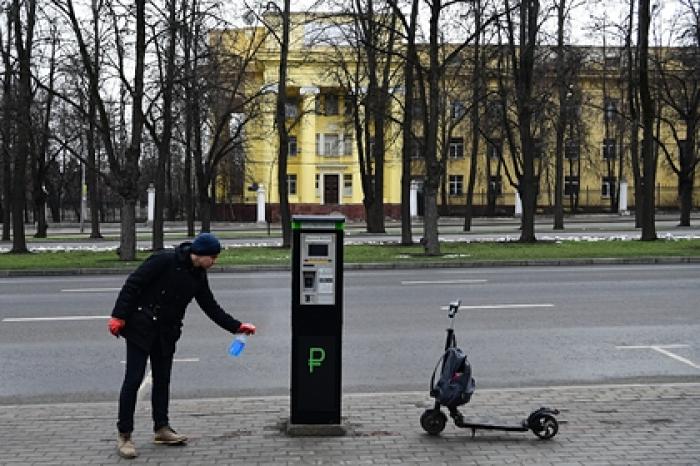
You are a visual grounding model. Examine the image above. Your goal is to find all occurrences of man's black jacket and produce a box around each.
[111,242,241,353]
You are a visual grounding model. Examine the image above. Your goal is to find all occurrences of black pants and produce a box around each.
[117,338,174,434]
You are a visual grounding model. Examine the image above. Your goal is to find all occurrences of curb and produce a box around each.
[1,255,698,277]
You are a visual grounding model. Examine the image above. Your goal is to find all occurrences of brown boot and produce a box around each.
[117,433,137,459]
[153,426,187,445]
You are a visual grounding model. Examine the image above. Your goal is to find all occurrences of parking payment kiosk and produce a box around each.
[290,215,344,432]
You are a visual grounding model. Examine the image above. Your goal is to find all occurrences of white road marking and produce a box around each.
[616,344,699,370]
[131,358,199,401]
[2,315,109,322]
[401,279,487,285]
[61,288,120,293]
[121,358,200,364]
[441,303,555,310]
[138,368,152,401]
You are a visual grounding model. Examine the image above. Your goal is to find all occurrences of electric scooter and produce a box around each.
[420,301,560,439]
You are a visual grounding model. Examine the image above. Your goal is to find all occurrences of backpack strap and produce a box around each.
[429,349,454,394]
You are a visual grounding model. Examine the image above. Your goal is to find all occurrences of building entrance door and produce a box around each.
[323,174,339,204]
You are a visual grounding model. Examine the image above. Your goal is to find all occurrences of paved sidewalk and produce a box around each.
[1,382,699,465]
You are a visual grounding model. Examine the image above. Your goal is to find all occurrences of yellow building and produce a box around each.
[213,15,699,221]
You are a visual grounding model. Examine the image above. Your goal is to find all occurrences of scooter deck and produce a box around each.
[453,417,529,432]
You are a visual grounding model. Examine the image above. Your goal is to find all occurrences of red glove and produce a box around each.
[238,322,256,335]
[108,317,126,337]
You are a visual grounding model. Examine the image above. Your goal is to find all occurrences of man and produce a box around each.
[108,232,256,459]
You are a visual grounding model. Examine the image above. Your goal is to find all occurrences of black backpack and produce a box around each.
[430,347,476,408]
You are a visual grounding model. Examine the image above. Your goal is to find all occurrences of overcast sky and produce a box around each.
[243,0,686,47]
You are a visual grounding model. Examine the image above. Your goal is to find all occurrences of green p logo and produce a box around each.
[308,347,326,373]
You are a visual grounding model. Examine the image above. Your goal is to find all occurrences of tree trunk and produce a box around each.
[1,10,12,242]
[399,0,418,245]
[10,0,36,253]
[553,0,566,231]
[638,0,657,241]
[465,2,483,232]
[422,185,440,255]
[678,130,695,226]
[119,198,137,260]
[199,194,211,233]
[422,0,442,255]
[276,0,292,248]
[151,0,177,251]
[517,0,539,243]
[87,0,102,239]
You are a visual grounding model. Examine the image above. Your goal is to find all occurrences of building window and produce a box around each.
[487,139,502,159]
[285,99,299,118]
[450,100,466,120]
[287,174,297,195]
[316,133,340,156]
[324,94,339,115]
[288,136,298,156]
[564,175,580,195]
[565,139,580,159]
[343,134,353,155]
[344,94,354,115]
[315,174,320,197]
[449,137,464,158]
[488,176,502,196]
[448,175,463,195]
[604,99,617,122]
[602,138,616,159]
[601,176,616,198]
[343,174,353,196]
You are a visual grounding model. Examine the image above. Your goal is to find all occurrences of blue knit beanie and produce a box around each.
[191,233,221,256]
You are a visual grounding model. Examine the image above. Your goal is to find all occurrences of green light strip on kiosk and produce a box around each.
[291,221,344,230]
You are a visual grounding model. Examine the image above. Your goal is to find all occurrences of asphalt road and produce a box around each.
[0,264,698,405]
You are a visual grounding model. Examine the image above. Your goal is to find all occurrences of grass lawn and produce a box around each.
[0,238,699,271]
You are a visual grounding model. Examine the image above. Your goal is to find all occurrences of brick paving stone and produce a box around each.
[0,382,699,465]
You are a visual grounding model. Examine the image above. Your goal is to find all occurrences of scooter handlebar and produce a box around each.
[446,300,461,318]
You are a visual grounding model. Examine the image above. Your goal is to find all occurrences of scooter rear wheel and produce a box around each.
[420,409,447,435]
[531,414,558,439]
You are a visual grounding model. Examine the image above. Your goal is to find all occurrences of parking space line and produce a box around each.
[442,303,554,311]
[616,344,699,370]
[60,288,120,293]
[401,279,487,285]
[2,316,109,322]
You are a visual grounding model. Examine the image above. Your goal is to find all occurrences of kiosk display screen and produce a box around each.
[308,243,329,257]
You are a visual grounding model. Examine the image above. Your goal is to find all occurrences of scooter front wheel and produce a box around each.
[531,414,558,439]
[420,409,447,435]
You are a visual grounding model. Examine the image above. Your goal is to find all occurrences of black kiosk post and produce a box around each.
[288,215,345,436]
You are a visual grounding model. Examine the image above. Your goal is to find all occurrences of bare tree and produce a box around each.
[9,0,38,253]
[145,0,179,250]
[388,0,419,244]
[489,0,545,242]
[418,0,493,254]
[656,1,700,227]
[31,21,59,238]
[86,0,104,239]
[55,0,148,260]
[0,6,14,242]
[326,2,398,234]
[463,0,486,232]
